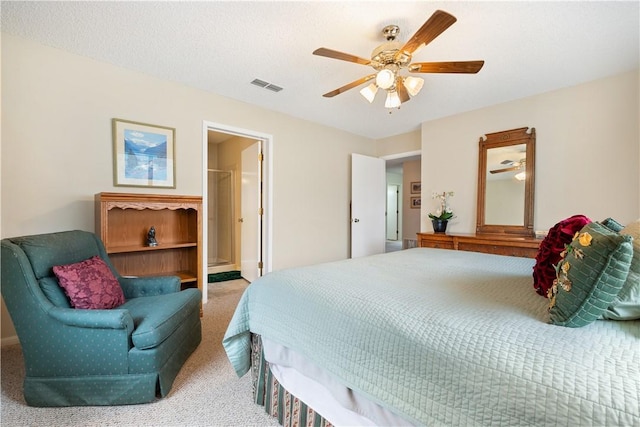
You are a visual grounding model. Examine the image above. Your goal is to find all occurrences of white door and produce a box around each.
[386,184,399,240]
[240,141,261,282]
[351,153,386,258]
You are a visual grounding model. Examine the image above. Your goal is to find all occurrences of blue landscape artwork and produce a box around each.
[124,129,168,180]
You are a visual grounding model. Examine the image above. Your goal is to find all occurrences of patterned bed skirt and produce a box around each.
[251,334,333,427]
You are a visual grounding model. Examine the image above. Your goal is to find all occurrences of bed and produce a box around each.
[223,247,640,426]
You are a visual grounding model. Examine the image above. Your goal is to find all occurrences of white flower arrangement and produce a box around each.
[428,191,455,221]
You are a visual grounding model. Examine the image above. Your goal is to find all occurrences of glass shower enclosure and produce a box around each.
[207,169,234,269]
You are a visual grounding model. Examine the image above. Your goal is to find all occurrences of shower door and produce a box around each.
[207,170,234,267]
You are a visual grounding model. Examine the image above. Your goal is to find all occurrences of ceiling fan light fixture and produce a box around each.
[404,76,424,97]
[514,171,526,181]
[313,10,483,111]
[360,83,378,103]
[376,69,395,90]
[385,90,401,109]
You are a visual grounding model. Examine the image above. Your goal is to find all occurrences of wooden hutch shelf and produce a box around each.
[95,192,203,292]
[107,242,198,254]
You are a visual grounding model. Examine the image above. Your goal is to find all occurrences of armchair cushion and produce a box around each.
[53,256,125,309]
[48,306,135,332]
[124,288,201,350]
[16,231,106,279]
[119,275,181,299]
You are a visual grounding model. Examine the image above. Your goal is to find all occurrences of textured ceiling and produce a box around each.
[2,1,638,139]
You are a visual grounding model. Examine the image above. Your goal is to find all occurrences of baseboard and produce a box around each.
[1,335,20,347]
[403,238,417,249]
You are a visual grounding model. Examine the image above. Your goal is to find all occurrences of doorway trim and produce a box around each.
[380,149,421,162]
[202,120,273,302]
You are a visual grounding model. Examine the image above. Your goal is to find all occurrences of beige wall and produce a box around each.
[421,70,639,234]
[1,34,377,341]
[377,129,421,157]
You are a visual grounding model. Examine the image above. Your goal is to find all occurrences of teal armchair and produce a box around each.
[1,230,202,406]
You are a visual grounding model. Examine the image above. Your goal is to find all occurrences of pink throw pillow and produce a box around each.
[53,256,125,309]
[532,214,591,297]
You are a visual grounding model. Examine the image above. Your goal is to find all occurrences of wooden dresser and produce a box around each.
[417,232,541,258]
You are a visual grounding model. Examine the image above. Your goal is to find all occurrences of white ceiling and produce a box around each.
[2,1,638,140]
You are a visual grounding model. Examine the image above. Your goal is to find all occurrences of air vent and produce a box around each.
[264,84,283,92]
[251,78,283,93]
[251,79,269,88]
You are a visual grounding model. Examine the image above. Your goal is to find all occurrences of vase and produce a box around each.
[432,219,448,233]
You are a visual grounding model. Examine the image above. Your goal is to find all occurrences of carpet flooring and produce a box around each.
[0,279,278,427]
[385,240,403,253]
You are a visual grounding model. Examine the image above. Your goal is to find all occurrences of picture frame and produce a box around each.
[112,118,176,188]
[410,196,421,209]
[410,181,421,194]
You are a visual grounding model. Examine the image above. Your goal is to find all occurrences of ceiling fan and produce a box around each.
[490,159,526,174]
[312,10,484,109]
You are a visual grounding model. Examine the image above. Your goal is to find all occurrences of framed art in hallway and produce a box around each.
[112,118,176,188]
[411,197,421,209]
[410,181,421,194]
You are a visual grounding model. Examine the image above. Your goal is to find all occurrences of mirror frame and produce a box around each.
[476,127,535,237]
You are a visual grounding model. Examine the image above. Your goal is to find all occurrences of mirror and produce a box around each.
[476,127,535,236]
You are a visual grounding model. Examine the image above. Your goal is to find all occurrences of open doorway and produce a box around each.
[202,122,272,296]
[384,152,421,252]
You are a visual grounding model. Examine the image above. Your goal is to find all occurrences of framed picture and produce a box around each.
[410,181,421,194]
[112,118,176,188]
[410,196,421,209]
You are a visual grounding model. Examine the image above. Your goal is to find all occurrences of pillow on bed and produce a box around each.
[548,222,633,327]
[533,214,591,297]
[601,218,640,320]
[53,256,125,309]
[600,217,624,233]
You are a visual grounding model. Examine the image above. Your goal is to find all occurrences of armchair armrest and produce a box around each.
[48,306,134,332]
[119,275,181,299]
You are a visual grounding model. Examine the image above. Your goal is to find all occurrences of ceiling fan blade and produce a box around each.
[396,76,410,103]
[397,10,457,57]
[490,166,521,174]
[409,60,485,74]
[322,74,376,98]
[313,47,371,66]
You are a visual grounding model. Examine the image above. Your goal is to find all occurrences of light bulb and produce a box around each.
[514,171,526,181]
[385,91,401,109]
[376,69,395,90]
[403,76,424,97]
[360,83,378,103]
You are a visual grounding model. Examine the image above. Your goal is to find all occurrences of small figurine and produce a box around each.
[147,226,158,247]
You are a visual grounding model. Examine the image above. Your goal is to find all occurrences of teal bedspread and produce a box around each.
[223,248,640,425]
